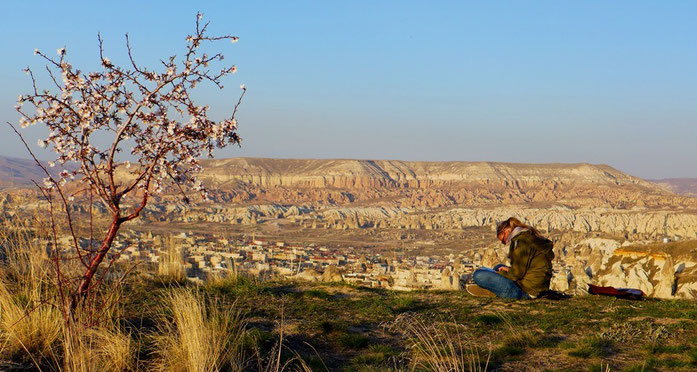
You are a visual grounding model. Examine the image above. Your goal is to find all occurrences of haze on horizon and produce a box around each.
[1,1,695,180]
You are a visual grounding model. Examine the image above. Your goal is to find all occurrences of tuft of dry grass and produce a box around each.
[158,235,187,283]
[0,224,63,365]
[152,288,246,372]
[389,312,489,372]
[0,281,63,365]
[62,320,134,372]
[205,261,240,288]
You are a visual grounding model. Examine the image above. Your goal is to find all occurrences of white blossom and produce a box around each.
[18,14,244,218]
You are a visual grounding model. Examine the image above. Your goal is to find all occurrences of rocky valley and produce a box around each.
[3,156,697,299]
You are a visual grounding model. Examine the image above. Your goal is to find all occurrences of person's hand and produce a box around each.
[497,266,509,272]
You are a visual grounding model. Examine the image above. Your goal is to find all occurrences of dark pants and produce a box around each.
[472,264,530,299]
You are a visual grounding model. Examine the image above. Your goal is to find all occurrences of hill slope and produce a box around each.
[0,155,49,189]
[650,178,697,197]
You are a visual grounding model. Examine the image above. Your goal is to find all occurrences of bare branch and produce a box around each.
[6,121,86,268]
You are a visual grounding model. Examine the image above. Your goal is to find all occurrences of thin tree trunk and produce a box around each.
[70,214,121,312]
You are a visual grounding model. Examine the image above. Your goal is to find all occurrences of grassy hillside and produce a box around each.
[201,280,697,371]
[3,271,697,371]
[1,229,695,371]
[76,277,697,371]
[1,229,697,371]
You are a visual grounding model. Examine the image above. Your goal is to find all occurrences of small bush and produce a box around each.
[687,348,697,365]
[205,274,266,296]
[151,289,246,372]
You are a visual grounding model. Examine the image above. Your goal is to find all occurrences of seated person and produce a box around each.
[472,217,554,299]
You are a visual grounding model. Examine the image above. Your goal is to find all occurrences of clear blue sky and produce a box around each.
[1,1,696,179]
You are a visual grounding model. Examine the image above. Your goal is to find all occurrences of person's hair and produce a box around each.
[496,217,546,239]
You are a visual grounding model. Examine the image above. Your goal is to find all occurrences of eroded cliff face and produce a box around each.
[551,239,697,299]
[125,158,697,241]
[200,158,654,188]
[196,158,685,209]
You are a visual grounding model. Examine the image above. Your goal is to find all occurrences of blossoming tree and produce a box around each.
[11,13,245,312]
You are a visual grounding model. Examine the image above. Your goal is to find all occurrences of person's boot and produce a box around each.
[466,283,497,297]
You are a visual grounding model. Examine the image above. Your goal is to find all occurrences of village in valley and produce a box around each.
[92,230,477,291]
[33,225,581,292]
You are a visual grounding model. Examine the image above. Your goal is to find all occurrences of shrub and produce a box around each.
[152,289,246,372]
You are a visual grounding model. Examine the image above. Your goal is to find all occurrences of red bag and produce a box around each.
[588,284,645,300]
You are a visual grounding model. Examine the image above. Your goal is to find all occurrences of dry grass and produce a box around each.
[151,288,246,372]
[254,306,316,372]
[1,221,135,371]
[0,224,62,366]
[389,312,489,372]
[254,339,315,372]
[0,281,62,365]
[63,284,134,372]
[158,235,186,283]
[62,320,134,372]
[495,310,538,348]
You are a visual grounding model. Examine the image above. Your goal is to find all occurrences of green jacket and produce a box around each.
[499,230,554,296]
